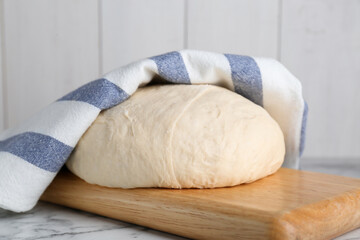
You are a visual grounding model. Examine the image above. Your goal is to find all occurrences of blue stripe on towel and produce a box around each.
[58,78,129,109]
[299,101,308,156]
[224,54,263,106]
[0,132,73,172]
[150,51,191,84]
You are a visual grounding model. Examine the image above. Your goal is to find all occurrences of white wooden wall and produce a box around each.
[101,0,185,73]
[0,0,359,159]
[1,0,99,129]
[0,0,4,132]
[187,0,279,58]
[281,0,360,158]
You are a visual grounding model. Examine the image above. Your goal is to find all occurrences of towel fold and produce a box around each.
[0,50,308,212]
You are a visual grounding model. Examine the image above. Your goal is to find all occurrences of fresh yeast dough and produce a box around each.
[66,85,285,188]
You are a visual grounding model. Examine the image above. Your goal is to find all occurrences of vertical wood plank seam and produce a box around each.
[98,0,103,76]
[277,0,283,61]
[0,0,8,129]
[183,0,188,49]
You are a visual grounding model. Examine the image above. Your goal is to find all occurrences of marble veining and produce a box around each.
[0,202,186,240]
[1,159,359,240]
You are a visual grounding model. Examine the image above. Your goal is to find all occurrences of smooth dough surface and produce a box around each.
[66,84,285,188]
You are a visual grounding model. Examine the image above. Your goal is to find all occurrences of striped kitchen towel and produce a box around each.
[0,50,308,212]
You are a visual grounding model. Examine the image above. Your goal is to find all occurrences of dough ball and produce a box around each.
[66,84,285,189]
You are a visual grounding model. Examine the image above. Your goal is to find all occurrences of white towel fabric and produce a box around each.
[0,50,308,212]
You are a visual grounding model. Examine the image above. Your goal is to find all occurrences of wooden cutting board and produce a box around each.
[41,167,360,240]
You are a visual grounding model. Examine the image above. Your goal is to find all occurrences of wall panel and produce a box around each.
[0,34,3,132]
[101,0,185,74]
[0,0,5,132]
[3,0,99,128]
[281,0,360,158]
[187,0,279,58]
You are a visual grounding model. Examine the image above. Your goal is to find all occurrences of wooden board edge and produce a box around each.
[40,168,360,240]
[40,188,273,240]
[271,189,360,240]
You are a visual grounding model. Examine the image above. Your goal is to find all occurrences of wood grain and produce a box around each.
[41,168,360,240]
[281,0,360,158]
[2,0,99,128]
[187,0,279,58]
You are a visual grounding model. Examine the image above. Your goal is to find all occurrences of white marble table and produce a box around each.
[1,158,359,240]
